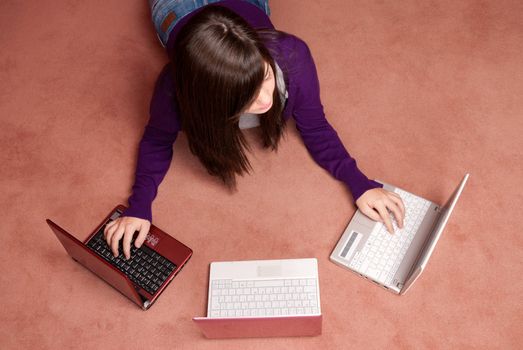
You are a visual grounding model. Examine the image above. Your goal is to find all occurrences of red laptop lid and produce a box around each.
[46,219,144,308]
[193,315,322,339]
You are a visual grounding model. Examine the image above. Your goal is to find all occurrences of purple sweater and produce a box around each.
[123,0,381,221]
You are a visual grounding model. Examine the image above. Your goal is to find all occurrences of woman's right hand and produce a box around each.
[355,188,405,234]
[103,216,151,260]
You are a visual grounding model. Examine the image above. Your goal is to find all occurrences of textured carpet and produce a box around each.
[1,0,522,349]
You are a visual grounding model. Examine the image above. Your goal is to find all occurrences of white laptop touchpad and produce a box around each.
[257,264,282,278]
[210,259,318,280]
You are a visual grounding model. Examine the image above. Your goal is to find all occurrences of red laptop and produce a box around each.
[46,205,192,310]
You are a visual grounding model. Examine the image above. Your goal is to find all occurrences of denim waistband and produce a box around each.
[149,0,271,46]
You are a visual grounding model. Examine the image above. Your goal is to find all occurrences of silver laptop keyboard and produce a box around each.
[349,187,431,285]
[208,278,320,318]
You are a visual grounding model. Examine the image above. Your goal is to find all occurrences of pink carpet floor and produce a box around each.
[1,0,522,349]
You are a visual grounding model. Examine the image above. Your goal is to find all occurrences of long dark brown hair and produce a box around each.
[172,5,286,189]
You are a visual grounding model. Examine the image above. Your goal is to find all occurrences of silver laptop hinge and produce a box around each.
[394,279,404,289]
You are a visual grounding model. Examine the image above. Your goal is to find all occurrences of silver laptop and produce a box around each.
[330,174,469,295]
[193,258,322,338]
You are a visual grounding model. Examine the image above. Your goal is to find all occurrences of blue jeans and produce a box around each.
[149,0,271,46]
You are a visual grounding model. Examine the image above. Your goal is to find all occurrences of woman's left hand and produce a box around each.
[355,188,406,234]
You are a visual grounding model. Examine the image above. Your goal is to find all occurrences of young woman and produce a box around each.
[104,0,405,259]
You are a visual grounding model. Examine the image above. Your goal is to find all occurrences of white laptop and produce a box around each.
[193,258,322,338]
[330,174,469,295]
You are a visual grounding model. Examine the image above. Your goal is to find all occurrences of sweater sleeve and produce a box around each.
[290,38,382,200]
[122,64,180,221]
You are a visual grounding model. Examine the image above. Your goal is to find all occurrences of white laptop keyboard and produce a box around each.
[208,278,320,318]
[349,187,431,285]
